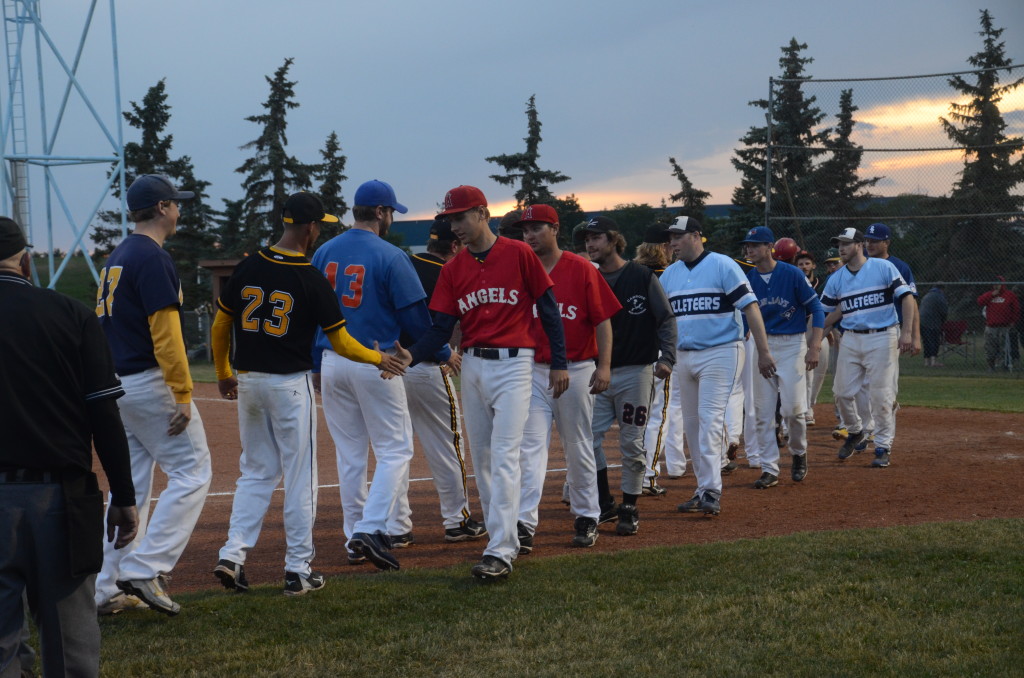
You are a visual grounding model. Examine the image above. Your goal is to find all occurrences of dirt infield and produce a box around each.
[113,383,1024,593]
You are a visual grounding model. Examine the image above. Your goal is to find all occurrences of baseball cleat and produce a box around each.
[346,550,367,566]
[726,442,740,460]
[791,454,808,482]
[444,518,487,542]
[213,559,249,593]
[754,472,779,489]
[641,482,666,496]
[471,555,511,580]
[699,492,721,516]
[116,577,180,616]
[677,494,703,513]
[871,448,891,467]
[517,521,534,555]
[837,431,866,460]
[96,592,149,616]
[348,532,400,571]
[572,517,599,547]
[805,416,816,427]
[721,460,738,475]
[284,571,325,596]
[598,502,619,525]
[615,504,640,536]
[832,426,849,441]
[389,532,415,549]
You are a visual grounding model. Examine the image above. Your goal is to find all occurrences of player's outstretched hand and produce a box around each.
[898,330,914,355]
[589,365,611,395]
[167,402,192,436]
[107,504,139,549]
[444,350,463,376]
[218,376,239,400]
[758,352,777,379]
[550,369,570,399]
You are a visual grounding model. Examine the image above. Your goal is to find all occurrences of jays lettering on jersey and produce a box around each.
[746,261,825,335]
[96,233,183,375]
[218,246,345,374]
[820,257,912,331]
[659,251,757,350]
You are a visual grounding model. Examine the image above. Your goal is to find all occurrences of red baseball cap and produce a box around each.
[437,185,487,216]
[513,204,559,226]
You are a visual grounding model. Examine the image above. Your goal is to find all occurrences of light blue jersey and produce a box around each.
[660,251,757,350]
[821,257,911,331]
[746,261,824,335]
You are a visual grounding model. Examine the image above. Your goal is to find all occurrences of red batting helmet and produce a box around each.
[772,237,800,263]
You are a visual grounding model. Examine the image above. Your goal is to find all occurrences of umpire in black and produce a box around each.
[0,217,138,677]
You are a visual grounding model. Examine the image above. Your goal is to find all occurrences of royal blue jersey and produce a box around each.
[821,258,912,331]
[875,254,917,324]
[96,233,183,375]
[660,251,757,350]
[311,229,435,368]
[746,261,824,335]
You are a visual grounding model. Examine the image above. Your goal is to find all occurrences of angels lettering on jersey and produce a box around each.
[456,287,520,314]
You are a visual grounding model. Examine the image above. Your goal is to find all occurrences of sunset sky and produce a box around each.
[7,0,1024,249]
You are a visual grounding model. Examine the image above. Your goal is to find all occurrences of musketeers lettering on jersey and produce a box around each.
[841,291,891,312]
[456,287,520,314]
[668,293,726,315]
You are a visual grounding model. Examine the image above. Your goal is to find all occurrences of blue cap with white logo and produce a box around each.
[741,226,775,244]
[864,223,891,241]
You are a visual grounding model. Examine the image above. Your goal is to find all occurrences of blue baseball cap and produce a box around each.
[354,179,408,214]
[741,226,775,244]
[127,174,194,211]
[864,223,891,241]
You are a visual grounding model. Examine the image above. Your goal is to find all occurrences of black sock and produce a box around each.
[596,468,613,507]
[622,493,639,506]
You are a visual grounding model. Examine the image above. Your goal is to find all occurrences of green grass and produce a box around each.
[32,253,100,306]
[817,374,1022,412]
[96,520,1024,677]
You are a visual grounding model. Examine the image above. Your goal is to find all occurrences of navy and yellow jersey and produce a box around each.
[410,252,446,300]
[96,233,183,375]
[217,246,345,374]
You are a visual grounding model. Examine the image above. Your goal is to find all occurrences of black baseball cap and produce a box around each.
[643,223,670,244]
[0,216,28,259]
[126,174,194,211]
[830,227,865,245]
[429,218,456,241]
[582,215,620,233]
[283,192,339,224]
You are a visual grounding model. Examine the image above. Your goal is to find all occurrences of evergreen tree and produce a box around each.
[811,90,879,216]
[667,156,711,223]
[938,9,1024,279]
[235,58,312,252]
[213,198,247,257]
[312,131,348,248]
[486,94,571,206]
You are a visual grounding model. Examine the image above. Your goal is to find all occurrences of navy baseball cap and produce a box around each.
[127,174,194,211]
[741,226,775,244]
[283,192,339,224]
[864,223,891,241]
[354,179,408,214]
[0,216,28,259]
[643,224,670,244]
[582,215,620,233]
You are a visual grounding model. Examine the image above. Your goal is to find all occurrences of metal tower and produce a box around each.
[0,0,124,287]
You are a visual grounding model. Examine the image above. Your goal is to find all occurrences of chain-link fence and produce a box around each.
[181,305,213,363]
[765,65,1024,377]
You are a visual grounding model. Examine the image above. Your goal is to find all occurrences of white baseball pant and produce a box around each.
[752,334,809,476]
[644,371,687,482]
[403,361,473,530]
[806,333,830,422]
[834,328,899,449]
[219,371,318,576]
[519,361,600,532]
[95,367,212,604]
[320,351,413,539]
[592,363,654,497]
[740,333,764,468]
[461,350,534,566]
[675,341,743,500]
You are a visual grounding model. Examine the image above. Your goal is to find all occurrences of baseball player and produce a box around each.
[516,205,620,551]
[740,227,824,487]
[795,250,830,425]
[400,218,487,545]
[212,192,401,595]
[822,248,849,439]
[659,217,773,516]
[401,185,568,580]
[94,174,213,616]
[821,227,914,468]
[585,216,676,537]
[311,180,446,572]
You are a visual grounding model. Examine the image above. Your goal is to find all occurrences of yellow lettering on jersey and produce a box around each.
[241,286,265,332]
[263,291,294,337]
[94,266,123,318]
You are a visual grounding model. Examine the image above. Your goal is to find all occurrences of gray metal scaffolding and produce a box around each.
[0,0,124,287]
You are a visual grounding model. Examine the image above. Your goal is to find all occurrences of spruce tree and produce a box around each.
[810,89,878,218]
[235,58,312,252]
[312,131,348,247]
[667,156,711,222]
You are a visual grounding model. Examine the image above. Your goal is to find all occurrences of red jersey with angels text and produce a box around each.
[430,236,553,349]
[529,251,622,363]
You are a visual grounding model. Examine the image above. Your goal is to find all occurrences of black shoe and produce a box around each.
[444,518,487,542]
[348,531,400,571]
[699,492,721,516]
[471,555,511,580]
[677,494,702,513]
[389,532,415,549]
[791,454,808,482]
[346,550,367,566]
[754,472,779,489]
[641,482,666,496]
[598,502,619,525]
[615,504,639,536]
[871,447,891,467]
[283,571,325,596]
[837,431,866,460]
[721,461,738,475]
[727,442,739,460]
[213,559,249,593]
[517,521,534,555]
[572,516,599,547]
